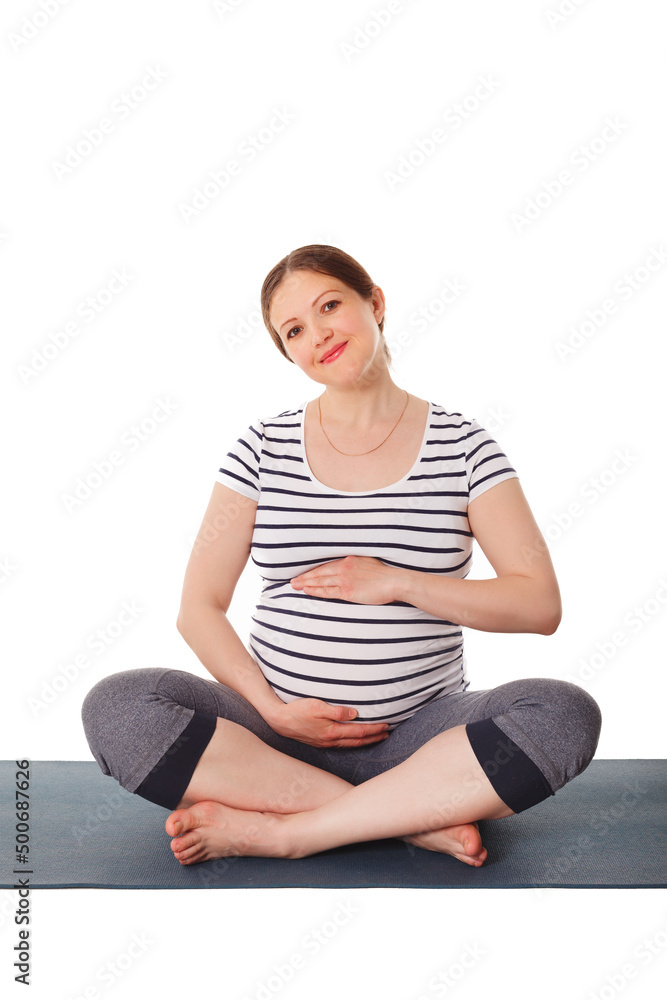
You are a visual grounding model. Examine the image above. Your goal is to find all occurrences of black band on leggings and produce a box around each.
[134,710,218,810]
[465,718,555,814]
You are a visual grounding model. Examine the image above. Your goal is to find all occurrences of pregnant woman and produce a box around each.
[81,244,602,868]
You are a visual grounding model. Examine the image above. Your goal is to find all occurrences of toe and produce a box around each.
[456,825,486,865]
[166,808,191,837]
[178,853,200,866]
[171,831,199,852]
[175,844,202,862]
[460,850,486,867]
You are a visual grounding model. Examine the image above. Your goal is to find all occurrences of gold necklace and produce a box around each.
[317,390,410,456]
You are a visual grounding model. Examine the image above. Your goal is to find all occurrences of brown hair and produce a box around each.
[260,244,392,367]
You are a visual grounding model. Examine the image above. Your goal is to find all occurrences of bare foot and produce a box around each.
[165,800,293,865]
[400,821,487,866]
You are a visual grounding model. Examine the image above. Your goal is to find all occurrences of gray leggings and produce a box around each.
[81,667,602,815]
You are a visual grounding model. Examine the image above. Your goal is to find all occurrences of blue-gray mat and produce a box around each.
[1,760,665,889]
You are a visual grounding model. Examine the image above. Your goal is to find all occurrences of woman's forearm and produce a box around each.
[176,604,286,724]
[395,569,561,635]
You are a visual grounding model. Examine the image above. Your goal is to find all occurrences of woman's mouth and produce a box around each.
[320,342,348,364]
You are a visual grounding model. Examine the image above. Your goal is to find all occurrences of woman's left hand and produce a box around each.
[290,555,404,605]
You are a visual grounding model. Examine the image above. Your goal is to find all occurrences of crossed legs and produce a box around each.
[81,668,602,868]
[165,716,513,865]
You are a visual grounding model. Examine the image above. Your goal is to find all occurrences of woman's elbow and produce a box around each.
[539,597,562,635]
[176,603,195,635]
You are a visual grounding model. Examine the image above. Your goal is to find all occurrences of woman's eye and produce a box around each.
[286,301,339,339]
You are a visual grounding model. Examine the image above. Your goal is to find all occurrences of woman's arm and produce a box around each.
[176,482,285,720]
[178,482,390,745]
[177,601,288,721]
[394,478,562,635]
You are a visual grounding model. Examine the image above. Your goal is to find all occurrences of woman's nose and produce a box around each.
[313,326,333,347]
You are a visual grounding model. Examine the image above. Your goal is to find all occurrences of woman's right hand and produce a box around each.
[266,697,391,748]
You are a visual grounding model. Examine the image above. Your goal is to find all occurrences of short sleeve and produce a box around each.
[215,417,264,502]
[465,418,519,504]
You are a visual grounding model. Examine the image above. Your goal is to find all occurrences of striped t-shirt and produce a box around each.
[216,399,519,729]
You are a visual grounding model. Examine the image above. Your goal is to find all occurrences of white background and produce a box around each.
[1,0,665,997]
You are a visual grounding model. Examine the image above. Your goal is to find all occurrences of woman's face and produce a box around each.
[269,270,386,386]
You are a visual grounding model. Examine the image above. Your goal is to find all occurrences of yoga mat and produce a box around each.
[1,759,665,889]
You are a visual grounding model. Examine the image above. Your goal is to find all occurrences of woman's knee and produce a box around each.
[81,668,164,738]
[536,677,602,783]
[81,668,175,778]
[81,666,229,791]
[496,676,602,790]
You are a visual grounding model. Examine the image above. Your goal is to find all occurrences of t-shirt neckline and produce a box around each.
[299,398,433,495]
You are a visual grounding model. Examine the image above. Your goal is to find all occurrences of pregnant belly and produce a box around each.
[248,607,466,727]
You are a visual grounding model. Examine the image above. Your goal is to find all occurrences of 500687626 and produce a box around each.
[13,759,32,986]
